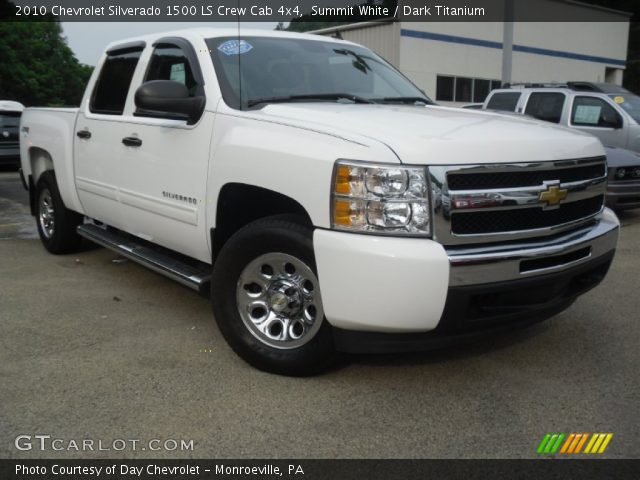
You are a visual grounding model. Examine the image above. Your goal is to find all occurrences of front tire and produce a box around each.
[211,216,337,376]
[35,171,83,254]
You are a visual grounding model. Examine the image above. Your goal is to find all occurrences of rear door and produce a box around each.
[116,38,214,262]
[74,44,144,229]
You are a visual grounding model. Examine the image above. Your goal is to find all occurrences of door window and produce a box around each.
[145,45,198,95]
[524,92,565,123]
[90,48,143,115]
[571,96,622,128]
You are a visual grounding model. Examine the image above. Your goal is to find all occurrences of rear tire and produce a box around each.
[35,171,83,254]
[211,216,338,376]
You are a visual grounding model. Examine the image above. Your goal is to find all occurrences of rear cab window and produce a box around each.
[486,92,521,112]
[90,45,144,115]
[524,92,566,123]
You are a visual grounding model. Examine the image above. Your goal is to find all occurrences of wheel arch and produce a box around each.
[27,147,55,215]
[211,183,313,265]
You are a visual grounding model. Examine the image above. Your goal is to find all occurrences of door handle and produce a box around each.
[122,136,142,147]
[76,130,91,139]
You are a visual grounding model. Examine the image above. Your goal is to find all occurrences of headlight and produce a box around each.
[331,160,431,236]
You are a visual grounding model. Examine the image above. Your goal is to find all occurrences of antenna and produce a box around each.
[237,0,242,108]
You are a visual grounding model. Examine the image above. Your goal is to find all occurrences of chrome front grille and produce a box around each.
[430,157,607,245]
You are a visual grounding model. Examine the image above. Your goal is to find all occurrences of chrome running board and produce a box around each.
[77,224,211,295]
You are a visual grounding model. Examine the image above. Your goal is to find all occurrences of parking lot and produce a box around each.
[1,169,638,459]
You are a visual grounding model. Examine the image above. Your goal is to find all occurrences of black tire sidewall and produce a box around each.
[211,217,337,376]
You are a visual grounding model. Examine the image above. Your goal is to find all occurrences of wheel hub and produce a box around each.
[268,280,302,316]
[236,252,324,350]
[38,188,55,239]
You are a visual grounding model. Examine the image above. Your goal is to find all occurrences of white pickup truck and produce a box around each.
[20,29,619,375]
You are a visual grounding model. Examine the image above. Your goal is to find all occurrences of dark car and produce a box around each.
[0,101,24,169]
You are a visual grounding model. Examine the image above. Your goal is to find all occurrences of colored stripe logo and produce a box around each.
[537,433,613,454]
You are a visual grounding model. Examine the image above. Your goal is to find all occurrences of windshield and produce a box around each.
[609,93,640,123]
[207,36,431,109]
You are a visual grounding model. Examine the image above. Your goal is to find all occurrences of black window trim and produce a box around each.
[89,45,144,116]
[106,41,146,56]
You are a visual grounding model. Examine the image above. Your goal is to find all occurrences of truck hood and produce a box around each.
[255,103,605,165]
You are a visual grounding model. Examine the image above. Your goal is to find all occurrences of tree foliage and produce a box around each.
[0,20,93,106]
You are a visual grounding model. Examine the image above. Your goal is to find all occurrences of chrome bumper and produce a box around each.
[446,208,619,286]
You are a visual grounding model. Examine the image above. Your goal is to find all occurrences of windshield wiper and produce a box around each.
[334,48,372,72]
[374,96,433,105]
[246,93,376,108]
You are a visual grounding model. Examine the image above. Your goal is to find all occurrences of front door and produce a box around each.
[116,40,214,262]
[569,95,628,149]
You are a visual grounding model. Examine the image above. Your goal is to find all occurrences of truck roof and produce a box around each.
[104,27,356,53]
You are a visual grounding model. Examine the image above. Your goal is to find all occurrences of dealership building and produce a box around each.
[313,1,630,105]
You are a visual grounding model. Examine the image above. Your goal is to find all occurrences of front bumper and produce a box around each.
[314,208,619,351]
[333,250,614,353]
[606,180,640,210]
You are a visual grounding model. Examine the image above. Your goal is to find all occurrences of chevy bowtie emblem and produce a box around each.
[539,184,568,206]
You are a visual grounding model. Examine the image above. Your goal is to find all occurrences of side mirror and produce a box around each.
[134,80,204,124]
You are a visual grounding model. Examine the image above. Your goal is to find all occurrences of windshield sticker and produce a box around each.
[218,40,253,56]
[614,96,625,104]
[574,105,601,125]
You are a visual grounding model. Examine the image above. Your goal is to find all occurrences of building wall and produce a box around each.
[315,4,630,107]
[398,20,629,105]
[334,22,401,67]
[399,22,504,103]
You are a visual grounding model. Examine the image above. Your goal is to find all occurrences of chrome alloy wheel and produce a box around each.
[38,188,55,239]
[236,252,324,349]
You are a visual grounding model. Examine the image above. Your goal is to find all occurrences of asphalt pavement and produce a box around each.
[0,169,638,459]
